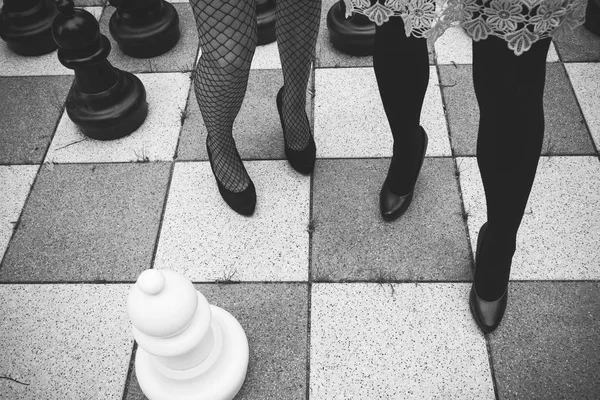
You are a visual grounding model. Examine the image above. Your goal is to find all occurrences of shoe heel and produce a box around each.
[206,141,256,216]
[469,222,508,333]
[379,127,428,221]
[276,87,316,175]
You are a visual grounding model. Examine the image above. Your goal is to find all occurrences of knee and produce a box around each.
[199,40,255,76]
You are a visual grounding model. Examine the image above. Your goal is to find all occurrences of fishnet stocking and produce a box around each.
[190,0,257,192]
[276,0,321,150]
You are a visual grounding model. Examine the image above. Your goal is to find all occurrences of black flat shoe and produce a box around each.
[206,140,256,216]
[379,127,428,222]
[469,222,508,333]
[276,86,316,175]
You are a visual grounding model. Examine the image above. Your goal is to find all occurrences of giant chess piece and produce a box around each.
[256,0,276,45]
[0,0,59,56]
[52,0,148,140]
[128,269,249,400]
[327,0,375,56]
[108,0,180,58]
[585,0,600,36]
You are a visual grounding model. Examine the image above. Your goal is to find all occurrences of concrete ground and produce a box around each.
[1,0,600,399]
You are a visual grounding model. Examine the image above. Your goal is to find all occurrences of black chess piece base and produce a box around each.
[256,0,276,45]
[67,67,148,140]
[585,0,600,36]
[0,0,59,56]
[326,1,375,56]
[109,1,180,58]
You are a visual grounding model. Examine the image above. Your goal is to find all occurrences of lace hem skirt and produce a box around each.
[343,0,587,55]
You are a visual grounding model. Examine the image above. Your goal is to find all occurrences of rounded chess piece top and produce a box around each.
[52,0,100,50]
[128,269,199,338]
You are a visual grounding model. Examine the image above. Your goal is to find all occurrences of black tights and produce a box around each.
[374,19,550,300]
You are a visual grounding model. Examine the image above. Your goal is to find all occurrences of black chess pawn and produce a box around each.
[256,0,276,46]
[0,0,59,56]
[108,0,180,58]
[327,0,375,56]
[52,0,148,140]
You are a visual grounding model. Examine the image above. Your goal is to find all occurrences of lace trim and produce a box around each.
[343,0,587,55]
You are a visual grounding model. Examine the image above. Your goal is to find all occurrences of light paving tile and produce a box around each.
[310,283,494,400]
[490,282,600,399]
[439,63,594,156]
[434,27,472,65]
[554,25,600,62]
[73,0,106,5]
[458,156,600,280]
[100,4,198,73]
[311,158,471,282]
[0,7,103,77]
[45,72,190,163]
[314,66,451,158]
[0,165,38,263]
[251,40,282,70]
[0,284,132,400]
[125,283,308,400]
[154,160,310,281]
[565,62,600,149]
[0,163,171,282]
[435,27,559,64]
[0,75,74,164]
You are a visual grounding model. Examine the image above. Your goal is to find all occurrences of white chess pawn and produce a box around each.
[128,269,249,400]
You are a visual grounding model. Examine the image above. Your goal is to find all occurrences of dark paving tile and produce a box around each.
[316,0,435,68]
[99,3,198,73]
[177,69,293,161]
[490,282,600,400]
[0,163,171,282]
[0,76,73,164]
[311,158,471,282]
[125,283,308,400]
[439,63,594,156]
[554,26,600,62]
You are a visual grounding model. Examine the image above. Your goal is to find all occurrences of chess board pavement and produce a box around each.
[1,0,600,399]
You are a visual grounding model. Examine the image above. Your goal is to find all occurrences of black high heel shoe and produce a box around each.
[206,139,256,216]
[469,222,508,334]
[276,87,316,175]
[379,127,428,221]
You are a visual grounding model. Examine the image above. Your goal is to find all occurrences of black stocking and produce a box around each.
[473,36,551,301]
[373,17,429,195]
[190,0,257,192]
[276,0,321,150]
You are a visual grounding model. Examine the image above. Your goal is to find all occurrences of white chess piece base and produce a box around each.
[135,305,249,400]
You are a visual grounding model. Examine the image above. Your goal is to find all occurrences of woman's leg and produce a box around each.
[275,0,321,150]
[473,36,551,301]
[190,0,257,192]
[373,18,430,196]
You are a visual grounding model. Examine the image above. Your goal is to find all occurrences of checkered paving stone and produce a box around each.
[0,2,599,399]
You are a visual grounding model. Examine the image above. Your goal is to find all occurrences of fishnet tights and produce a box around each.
[276,0,321,150]
[190,0,257,192]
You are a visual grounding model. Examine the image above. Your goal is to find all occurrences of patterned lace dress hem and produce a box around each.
[343,0,587,55]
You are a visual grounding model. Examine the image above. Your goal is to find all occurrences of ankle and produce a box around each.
[485,225,517,258]
[474,227,514,301]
